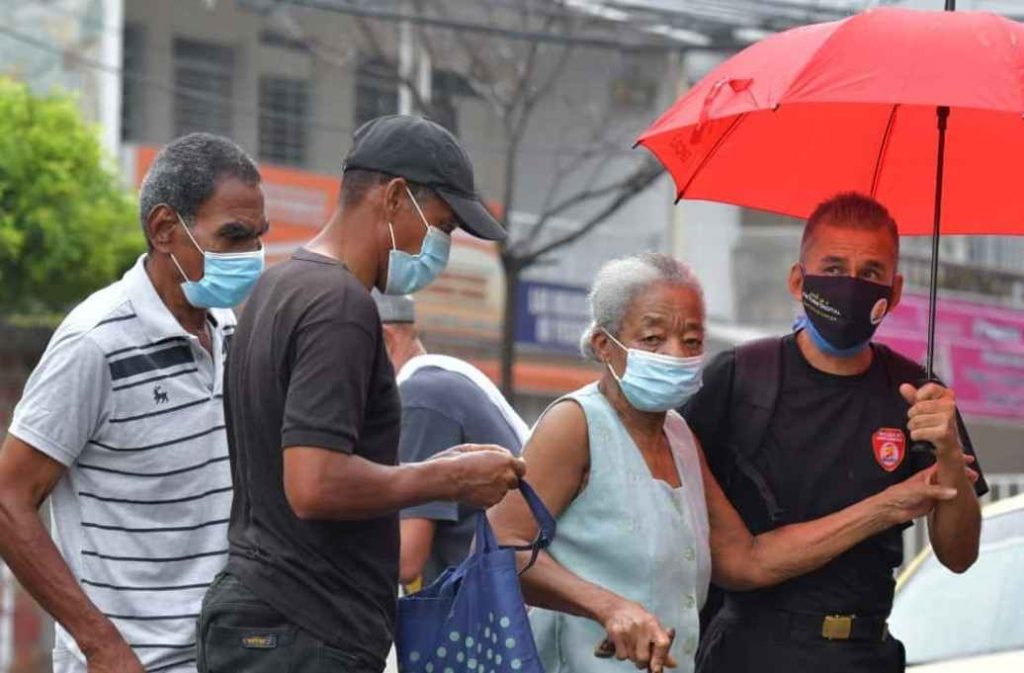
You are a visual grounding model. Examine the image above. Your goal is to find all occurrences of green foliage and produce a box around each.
[0,77,142,315]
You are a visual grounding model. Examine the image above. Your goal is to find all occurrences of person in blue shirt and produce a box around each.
[375,292,528,590]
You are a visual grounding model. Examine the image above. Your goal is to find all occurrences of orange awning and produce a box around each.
[467,359,599,396]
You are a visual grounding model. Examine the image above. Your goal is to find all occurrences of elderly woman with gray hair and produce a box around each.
[489,252,960,673]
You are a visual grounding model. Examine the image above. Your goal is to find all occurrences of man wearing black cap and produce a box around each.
[197,116,525,673]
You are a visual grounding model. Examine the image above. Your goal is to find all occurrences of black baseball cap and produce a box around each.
[342,115,506,241]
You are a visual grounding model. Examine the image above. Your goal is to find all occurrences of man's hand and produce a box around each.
[433,444,526,509]
[0,436,143,673]
[900,385,983,574]
[901,383,962,457]
[879,465,957,524]
[84,637,145,673]
[596,598,677,672]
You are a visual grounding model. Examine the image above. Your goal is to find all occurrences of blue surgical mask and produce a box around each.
[604,330,704,412]
[171,214,265,308]
[383,186,452,295]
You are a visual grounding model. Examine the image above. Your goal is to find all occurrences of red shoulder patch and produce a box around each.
[873,428,906,472]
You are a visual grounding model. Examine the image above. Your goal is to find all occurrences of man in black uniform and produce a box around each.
[685,193,986,673]
[196,116,526,673]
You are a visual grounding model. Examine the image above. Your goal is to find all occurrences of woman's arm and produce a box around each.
[489,401,675,673]
[488,402,596,615]
[702,440,961,591]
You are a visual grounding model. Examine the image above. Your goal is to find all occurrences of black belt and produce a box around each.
[723,601,890,643]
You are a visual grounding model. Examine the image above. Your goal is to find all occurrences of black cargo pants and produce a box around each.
[197,572,378,673]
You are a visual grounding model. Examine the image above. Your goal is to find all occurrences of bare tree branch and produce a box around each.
[410,1,441,67]
[520,152,579,252]
[271,6,358,68]
[495,5,557,237]
[519,121,640,253]
[431,1,506,111]
[504,4,576,139]
[509,40,541,131]
[514,150,614,257]
[522,160,665,265]
[497,125,523,232]
[523,41,573,110]
[528,109,614,218]
[354,14,436,116]
[516,50,659,252]
[540,167,652,223]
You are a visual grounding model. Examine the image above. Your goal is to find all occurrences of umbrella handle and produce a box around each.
[909,376,942,456]
[909,440,935,456]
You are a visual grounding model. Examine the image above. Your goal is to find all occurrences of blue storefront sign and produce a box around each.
[515,280,591,352]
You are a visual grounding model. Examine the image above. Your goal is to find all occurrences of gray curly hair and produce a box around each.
[580,252,704,362]
[138,133,261,247]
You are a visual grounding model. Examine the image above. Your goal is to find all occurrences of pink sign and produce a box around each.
[875,292,1024,421]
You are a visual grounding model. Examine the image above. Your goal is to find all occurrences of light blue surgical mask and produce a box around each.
[383,186,452,295]
[604,330,704,412]
[171,214,265,309]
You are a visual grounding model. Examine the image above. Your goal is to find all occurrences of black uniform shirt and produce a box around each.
[684,334,988,616]
[223,248,401,669]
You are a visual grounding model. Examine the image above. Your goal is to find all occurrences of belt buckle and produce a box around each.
[822,615,854,640]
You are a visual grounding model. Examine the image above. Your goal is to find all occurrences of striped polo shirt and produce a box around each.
[9,255,234,673]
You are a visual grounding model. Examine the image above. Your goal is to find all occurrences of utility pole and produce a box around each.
[98,0,124,158]
[398,1,430,116]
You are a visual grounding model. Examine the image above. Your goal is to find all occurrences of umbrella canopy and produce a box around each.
[638,7,1024,236]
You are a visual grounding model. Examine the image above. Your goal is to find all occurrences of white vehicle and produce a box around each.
[889,493,1024,672]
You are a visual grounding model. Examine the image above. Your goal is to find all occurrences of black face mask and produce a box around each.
[800,273,894,356]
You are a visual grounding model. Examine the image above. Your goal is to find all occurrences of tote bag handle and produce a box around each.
[476,480,557,574]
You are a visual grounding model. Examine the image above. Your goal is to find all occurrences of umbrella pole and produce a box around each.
[933,0,956,377]
[912,104,950,458]
[925,106,949,380]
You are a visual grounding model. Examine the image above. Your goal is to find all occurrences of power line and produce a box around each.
[0,22,355,135]
[0,10,643,160]
[248,0,708,51]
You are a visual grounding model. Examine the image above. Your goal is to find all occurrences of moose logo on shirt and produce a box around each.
[153,386,169,405]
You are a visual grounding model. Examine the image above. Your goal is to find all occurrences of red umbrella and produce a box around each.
[637,2,1024,383]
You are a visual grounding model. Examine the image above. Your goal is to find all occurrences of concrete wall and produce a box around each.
[673,200,743,322]
[124,0,363,172]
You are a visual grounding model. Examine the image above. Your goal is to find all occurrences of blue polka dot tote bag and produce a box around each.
[396,481,556,673]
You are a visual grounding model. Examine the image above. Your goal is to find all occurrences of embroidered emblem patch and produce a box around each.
[873,428,906,472]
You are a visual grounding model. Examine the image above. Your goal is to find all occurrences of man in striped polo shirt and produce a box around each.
[0,133,267,673]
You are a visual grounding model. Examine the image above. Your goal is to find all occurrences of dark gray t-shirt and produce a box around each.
[398,365,523,583]
[224,249,401,670]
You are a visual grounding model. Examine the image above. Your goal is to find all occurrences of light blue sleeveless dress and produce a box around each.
[528,383,711,673]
